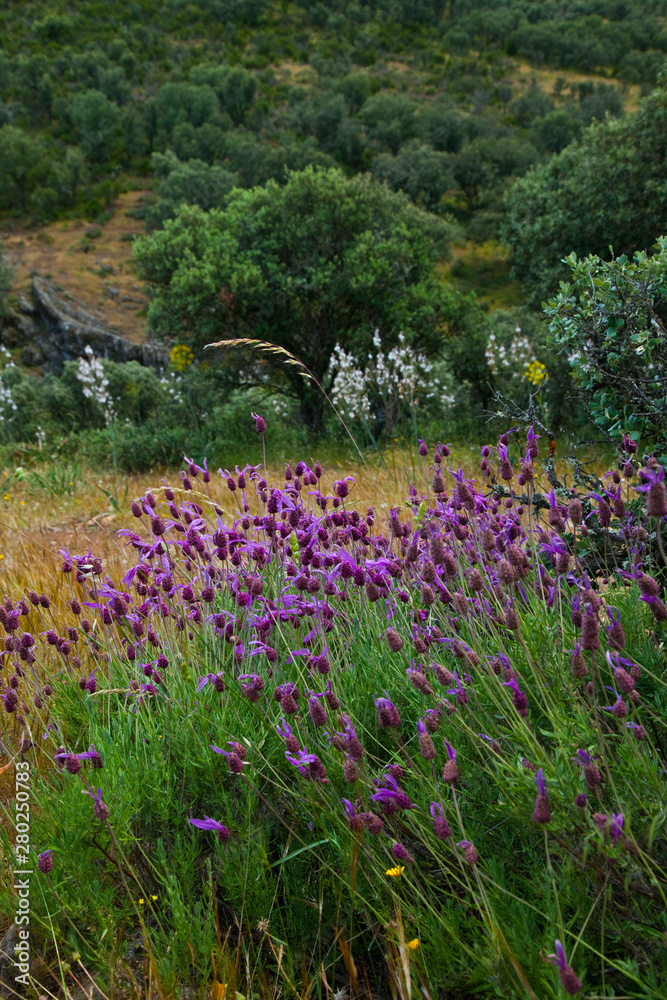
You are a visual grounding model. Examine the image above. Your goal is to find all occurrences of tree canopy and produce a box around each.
[503,76,667,305]
[133,166,475,431]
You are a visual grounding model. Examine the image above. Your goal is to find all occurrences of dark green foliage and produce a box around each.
[545,239,667,457]
[371,140,452,212]
[133,166,466,432]
[144,151,238,228]
[0,125,46,212]
[503,77,667,304]
[0,0,657,240]
[453,136,538,211]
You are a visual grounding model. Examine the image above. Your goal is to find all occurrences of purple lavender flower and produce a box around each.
[286,747,328,783]
[533,768,551,824]
[478,733,501,755]
[549,940,582,995]
[210,745,247,773]
[416,718,437,759]
[633,464,667,517]
[374,692,401,729]
[341,798,365,833]
[238,672,265,702]
[392,842,413,863]
[37,850,53,874]
[307,690,328,727]
[605,606,626,651]
[442,739,459,784]
[84,787,109,821]
[334,477,355,500]
[610,812,624,846]
[370,774,413,811]
[457,840,478,865]
[575,749,602,789]
[188,816,231,842]
[338,716,364,760]
[429,802,451,840]
[276,719,300,753]
[502,677,529,717]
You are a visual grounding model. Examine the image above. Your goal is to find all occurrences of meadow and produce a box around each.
[1,2,667,996]
[0,419,665,999]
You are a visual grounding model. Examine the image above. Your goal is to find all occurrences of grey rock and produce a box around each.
[17,296,37,318]
[32,274,169,373]
[2,309,39,345]
[21,343,44,367]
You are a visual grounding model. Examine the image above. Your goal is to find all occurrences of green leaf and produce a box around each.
[269,839,329,869]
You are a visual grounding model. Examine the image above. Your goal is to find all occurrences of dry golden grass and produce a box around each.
[0,442,611,597]
[1,188,150,344]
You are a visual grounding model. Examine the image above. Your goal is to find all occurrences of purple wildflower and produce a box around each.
[610,812,624,846]
[189,816,231,842]
[370,774,414,811]
[341,798,365,833]
[442,739,458,784]
[83,787,109,821]
[429,802,451,840]
[634,464,667,517]
[549,940,582,995]
[457,840,478,866]
[37,850,53,874]
[374,692,401,729]
[210,745,247,773]
[502,677,529,717]
[533,768,551,824]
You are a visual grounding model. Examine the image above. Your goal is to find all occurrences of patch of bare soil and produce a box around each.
[0,188,152,344]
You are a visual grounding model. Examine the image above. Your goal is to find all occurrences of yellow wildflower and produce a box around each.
[525,359,548,386]
[170,344,194,371]
[385,866,405,877]
[137,898,145,905]
[407,938,419,951]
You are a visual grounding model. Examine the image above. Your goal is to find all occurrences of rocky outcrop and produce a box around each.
[0,274,169,372]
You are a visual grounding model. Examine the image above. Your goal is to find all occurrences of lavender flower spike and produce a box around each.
[374,691,401,728]
[430,801,451,840]
[533,768,551,824]
[610,812,624,846]
[189,816,231,842]
[83,787,109,821]
[549,940,582,995]
[341,798,365,832]
[370,774,414,811]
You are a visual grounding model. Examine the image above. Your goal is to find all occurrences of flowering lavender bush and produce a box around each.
[1,420,666,998]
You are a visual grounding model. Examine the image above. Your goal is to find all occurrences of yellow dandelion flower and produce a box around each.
[407,939,420,951]
[385,866,405,877]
